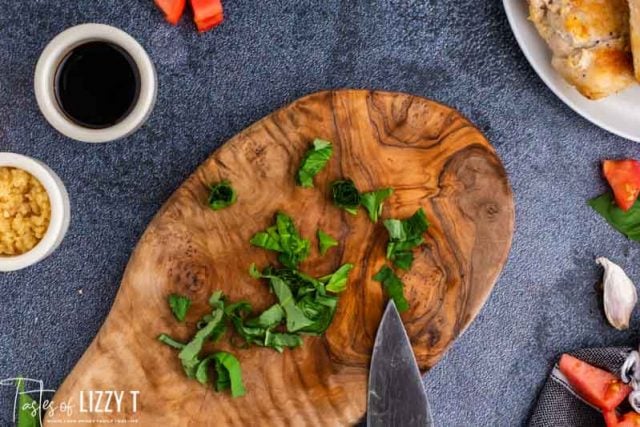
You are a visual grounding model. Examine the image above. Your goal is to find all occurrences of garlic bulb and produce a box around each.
[597,257,638,330]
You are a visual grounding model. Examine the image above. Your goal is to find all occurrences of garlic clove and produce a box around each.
[597,257,638,330]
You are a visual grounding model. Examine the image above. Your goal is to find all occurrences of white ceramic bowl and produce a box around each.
[34,23,157,143]
[0,153,71,272]
[503,0,640,142]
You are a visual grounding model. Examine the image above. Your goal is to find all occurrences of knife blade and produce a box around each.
[367,300,434,427]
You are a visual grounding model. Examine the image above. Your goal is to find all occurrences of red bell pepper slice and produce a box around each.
[558,354,632,411]
[154,0,186,25]
[190,0,224,32]
[604,410,640,427]
[603,159,640,212]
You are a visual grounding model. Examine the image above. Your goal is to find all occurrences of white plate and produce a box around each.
[503,0,640,142]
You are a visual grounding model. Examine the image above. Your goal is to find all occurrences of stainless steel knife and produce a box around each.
[367,300,434,427]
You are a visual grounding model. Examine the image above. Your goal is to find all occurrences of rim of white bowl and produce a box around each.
[503,0,640,143]
[34,23,157,143]
[0,153,71,272]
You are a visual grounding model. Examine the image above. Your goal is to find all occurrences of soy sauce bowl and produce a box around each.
[34,24,157,143]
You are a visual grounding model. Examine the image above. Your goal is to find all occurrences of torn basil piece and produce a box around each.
[168,293,191,322]
[332,179,361,215]
[157,333,186,350]
[361,188,394,223]
[317,229,338,255]
[208,180,237,211]
[383,208,429,270]
[373,265,409,312]
[297,139,333,188]
[250,212,310,269]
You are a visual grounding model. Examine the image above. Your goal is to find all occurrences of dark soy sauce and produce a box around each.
[55,41,140,129]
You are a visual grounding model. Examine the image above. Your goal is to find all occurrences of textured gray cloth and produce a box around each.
[530,348,632,427]
[3,1,640,426]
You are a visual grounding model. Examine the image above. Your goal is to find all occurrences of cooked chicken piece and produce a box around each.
[630,0,640,80]
[529,0,635,99]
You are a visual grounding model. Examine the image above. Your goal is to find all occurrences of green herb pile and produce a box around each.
[162,138,430,397]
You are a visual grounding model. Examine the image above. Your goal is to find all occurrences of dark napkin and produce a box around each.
[529,347,633,427]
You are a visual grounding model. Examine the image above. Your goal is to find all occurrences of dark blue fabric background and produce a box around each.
[2,1,640,425]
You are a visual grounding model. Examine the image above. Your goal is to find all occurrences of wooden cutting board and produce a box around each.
[46,90,514,426]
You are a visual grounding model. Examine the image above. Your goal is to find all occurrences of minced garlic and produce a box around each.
[0,167,51,255]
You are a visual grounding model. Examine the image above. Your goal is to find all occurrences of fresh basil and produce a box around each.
[178,308,224,378]
[250,263,352,336]
[361,188,394,223]
[168,294,191,322]
[268,274,315,332]
[250,212,310,269]
[17,378,40,427]
[384,208,429,270]
[212,352,246,397]
[332,179,361,215]
[225,301,302,352]
[320,263,354,293]
[373,265,409,312]
[208,180,237,210]
[157,333,186,350]
[297,139,333,188]
[589,193,640,241]
[193,352,245,398]
[317,229,338,255]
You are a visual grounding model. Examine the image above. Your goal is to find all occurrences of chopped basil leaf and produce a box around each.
[250,212,310,269]
[249,263,261,279]
[297,139,333,188]
[589,192,640,241]
[195,355,216,385]
[168,294,191,322]
[373,265,409,312]
[225,301,301,352]
[320,263,354,293]
[332,179,361,215]
[295,293,338,335]
[178,308,224,378]
[157,333,186,350]
[383,208,429,270]
[267,274,315,332]
[208,180,237,210]
[17,378,40,427]
[246,304,284,328]
[264,330,304,351]
[213,354,231,391]
[317,229,338,255]
[361,188,394,223]
[194,352,245,397]
[249,227,282,252]
[213,352,246,397]
[391,251,414,271]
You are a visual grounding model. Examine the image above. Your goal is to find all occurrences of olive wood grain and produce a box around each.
[46,90,514,426]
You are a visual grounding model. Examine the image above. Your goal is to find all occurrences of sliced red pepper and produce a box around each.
[605,411,640,427]
[154,0,186,25]
[558,354,632,411]
[190,0,224,32]
[603,159,640,212]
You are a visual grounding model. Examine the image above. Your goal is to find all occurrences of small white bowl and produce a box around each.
[34,23,157,143]
[0,153,71,272]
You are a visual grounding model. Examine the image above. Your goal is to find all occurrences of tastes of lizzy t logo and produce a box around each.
[1,377,140,424]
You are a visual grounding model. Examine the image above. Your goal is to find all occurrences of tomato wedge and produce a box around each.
[190,0,224,32]
[154,0,186,25]
[558,354,631,411]
[604,411,640,427]
[603,159,640,212]
[605,410,621,427]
